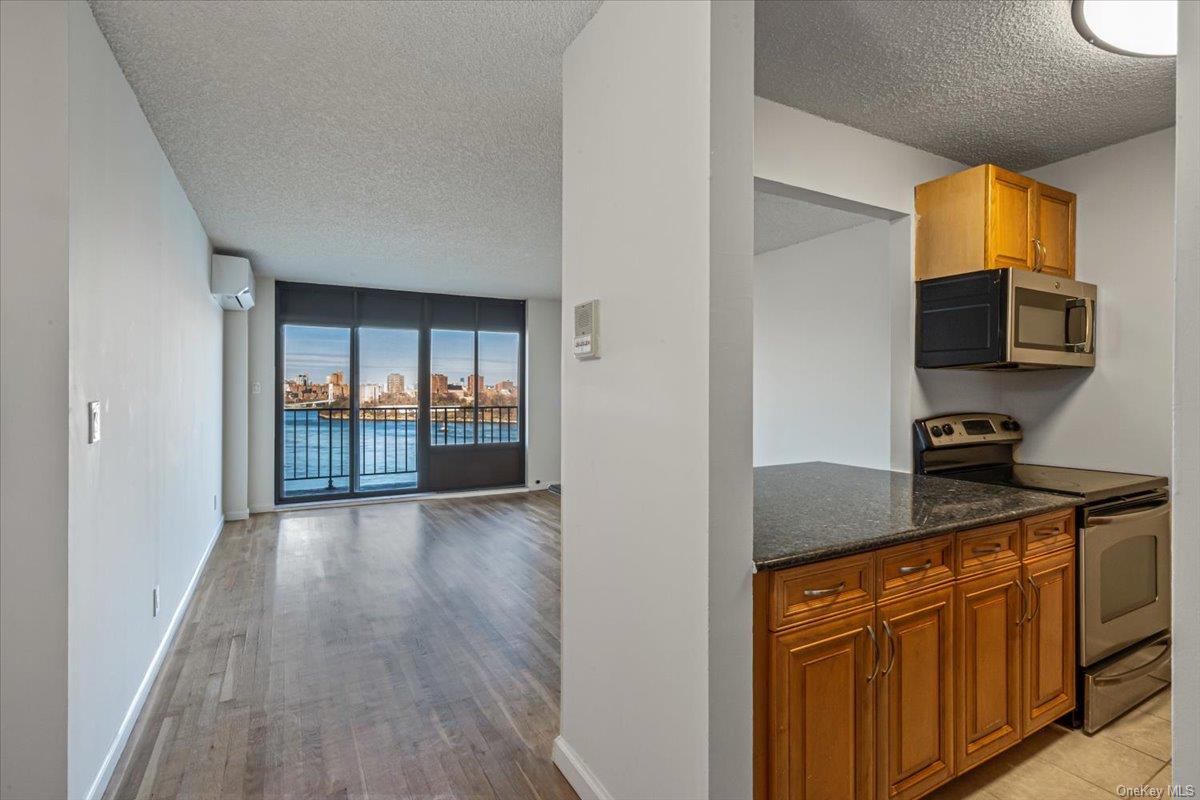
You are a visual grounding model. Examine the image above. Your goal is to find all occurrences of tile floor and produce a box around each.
[930,690,1173,799]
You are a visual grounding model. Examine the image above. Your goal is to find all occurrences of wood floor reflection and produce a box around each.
[102,491,576,800]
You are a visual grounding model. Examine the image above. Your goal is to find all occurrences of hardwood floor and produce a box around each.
[102,492,577,800]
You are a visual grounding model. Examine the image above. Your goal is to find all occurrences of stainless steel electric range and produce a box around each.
[913,412,1170,733]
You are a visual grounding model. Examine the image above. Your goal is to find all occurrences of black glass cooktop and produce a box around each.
[943,463,1166,503]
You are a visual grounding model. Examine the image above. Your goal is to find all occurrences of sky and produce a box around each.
[283,324,519,388]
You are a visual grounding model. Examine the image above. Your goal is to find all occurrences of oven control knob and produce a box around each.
[930,426,943,438]
[1001,419,1014,431]
[941,424,954,436]
[1009,420,1021,431]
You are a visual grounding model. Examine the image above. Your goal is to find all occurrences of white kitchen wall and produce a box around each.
[1172,0,1200,782]
[0,3,70,797]
[754,221,892,468]
[65,5,222,798]
[525,298,562,489]
[558,1,753,796]
[996,129,1176,476]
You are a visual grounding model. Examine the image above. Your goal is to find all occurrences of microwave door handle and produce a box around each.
[1064,298,1094,354]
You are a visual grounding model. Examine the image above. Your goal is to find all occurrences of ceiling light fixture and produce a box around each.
[1072,0,1178,57]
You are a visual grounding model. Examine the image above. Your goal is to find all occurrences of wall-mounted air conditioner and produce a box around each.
[211,254,255,310]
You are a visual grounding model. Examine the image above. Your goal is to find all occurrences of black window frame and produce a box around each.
[274,281,526,504]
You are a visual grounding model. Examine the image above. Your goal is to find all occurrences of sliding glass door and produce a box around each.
[280,324,351,498]
[275,282,525,503]
[356,327,419,492]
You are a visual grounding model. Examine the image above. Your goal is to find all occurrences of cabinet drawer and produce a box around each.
[769,553,874,631]
[876,535,954,599]
[957,522,1020,575]
[1021,509,1075,558]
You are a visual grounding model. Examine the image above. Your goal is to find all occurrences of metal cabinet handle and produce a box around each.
[1032,526,1060,538]
[1028,577,1041,622]
[882,619,897,677]
[804,580,846,598]
[898,560,933,575]
[972,543,1003,555]
[866,625,881,683]
[1033,238,1046,272]
[1015,579,1028,626]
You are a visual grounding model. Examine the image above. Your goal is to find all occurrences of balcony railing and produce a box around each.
[431,405,519,446]
[282,404,519,494]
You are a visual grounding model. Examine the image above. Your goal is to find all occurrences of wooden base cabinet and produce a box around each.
[954,566,1023,774]
[1022,548,1076,735]
[877,586,955,800]
[770,609,877,800]
[756,510,1078,800]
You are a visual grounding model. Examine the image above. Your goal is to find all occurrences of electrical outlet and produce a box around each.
[152,586,160,618]
[252,381,262,395]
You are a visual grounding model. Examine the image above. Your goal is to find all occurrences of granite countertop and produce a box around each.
[754,462,1079,571]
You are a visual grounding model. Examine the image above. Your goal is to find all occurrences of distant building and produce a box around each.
[386,372,405,394]
[297,373,309,386]
[360,383,383,403]
[495,380,516,393]
[467,374,483,396]
[431,373,448,394]
[327,371,344,386]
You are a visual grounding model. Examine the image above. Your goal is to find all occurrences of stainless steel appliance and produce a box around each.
[913,413,1169,733]
[915,269,1097,370]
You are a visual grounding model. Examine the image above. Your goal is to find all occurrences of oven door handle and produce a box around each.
[1092,637,1171,686]
[1087,503,1170,526]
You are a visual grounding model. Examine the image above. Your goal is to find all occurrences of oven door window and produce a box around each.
[1099,534,1158,622]
[1014,288,1088,352]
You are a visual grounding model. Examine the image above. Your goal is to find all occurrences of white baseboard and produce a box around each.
[223,508,249,521]
[83,515,225,800]
[552,735,613,800]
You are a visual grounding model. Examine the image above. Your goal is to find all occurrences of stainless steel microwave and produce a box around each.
[915,268,1097,370]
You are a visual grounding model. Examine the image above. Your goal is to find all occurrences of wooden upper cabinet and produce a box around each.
[877,586,955,800]
[1022,548,1076,736]
[986,166,1037,270]
[953,565,1022,775]
[915,164,1076,280]
[1035,183,1076,277]
[770,608,876,800]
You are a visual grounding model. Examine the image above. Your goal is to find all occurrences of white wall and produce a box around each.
[223,311,250,518]
[525,298,562,488]
[754,222,892,468]
[755,99,1177,480]
[558,2,753,797]
[65,5,222,798]
[1002,129,1176,475]
[1172,0,1200,782]
[247,276,276,512]
[0,3,70,797]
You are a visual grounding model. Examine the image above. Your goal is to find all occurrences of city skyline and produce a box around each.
[283,324,520,389]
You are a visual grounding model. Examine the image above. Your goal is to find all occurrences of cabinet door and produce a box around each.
[1022,549,1076,736]
[877,586,955,800]
[986,166,1037,270]
[954,566,1022,774]
[1034,184,1076,278]
[770,609,876,800]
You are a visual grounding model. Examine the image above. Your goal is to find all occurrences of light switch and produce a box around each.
[252,381,262,395]
[87,401,101,444]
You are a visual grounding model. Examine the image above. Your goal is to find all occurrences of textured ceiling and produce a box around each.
[754,191,877,255]
[756,0,1176,171]
[89,0,602,299]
